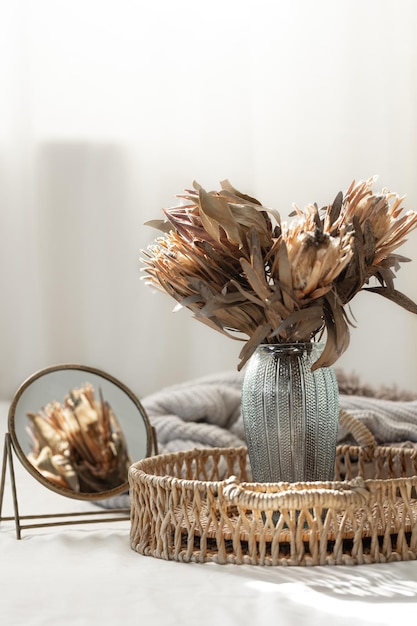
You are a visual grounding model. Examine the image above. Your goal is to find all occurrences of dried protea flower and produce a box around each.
[281,203,353,302]
[328,177,417,304]
[142,178,417,371]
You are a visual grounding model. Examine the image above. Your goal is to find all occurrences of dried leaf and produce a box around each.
[277,241,294,312]
[263,289,291,318]
[312,293,350,370]
[199,187,243,247]
[240,257,270,301]
[313,203,322,230]
[248,228,266,279]
[363,219,376,266]
[270,305,323,339]
[373,265,395,291]
[195,241,244,278]
[219,179,263,206]
[363,287,417,314]
[385,253,411,266]
[228,205,272,247]
[229,279,265,307]
[329,191,343,229]
[144,219,173,233]
[195,315,246,341]
[238,323,271,370]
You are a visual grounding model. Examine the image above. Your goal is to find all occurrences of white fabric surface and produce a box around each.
[3,401,417,626]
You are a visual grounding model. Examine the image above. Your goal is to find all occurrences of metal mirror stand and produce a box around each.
[0,432,134,539]
[0,365,158,539]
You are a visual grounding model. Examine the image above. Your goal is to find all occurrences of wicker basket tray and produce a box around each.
[129,411,417,566]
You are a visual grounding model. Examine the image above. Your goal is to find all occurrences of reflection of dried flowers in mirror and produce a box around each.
[142,177,417,370]
[26,384,131,493]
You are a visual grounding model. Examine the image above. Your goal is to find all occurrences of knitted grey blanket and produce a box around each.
[142,370,417,454]
[102,370,417,508]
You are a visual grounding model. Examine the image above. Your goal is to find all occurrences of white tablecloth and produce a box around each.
[2,401,417,626]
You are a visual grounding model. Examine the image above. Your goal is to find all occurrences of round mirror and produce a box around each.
[8,364,154,501]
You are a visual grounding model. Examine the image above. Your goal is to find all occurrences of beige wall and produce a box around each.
[1,0,417,400]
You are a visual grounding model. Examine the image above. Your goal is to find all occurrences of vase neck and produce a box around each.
[256,342,320,356]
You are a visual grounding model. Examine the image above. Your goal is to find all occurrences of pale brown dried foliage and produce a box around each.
[142,177,417,370]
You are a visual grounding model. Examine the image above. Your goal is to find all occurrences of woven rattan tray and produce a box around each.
[129,411,417,566]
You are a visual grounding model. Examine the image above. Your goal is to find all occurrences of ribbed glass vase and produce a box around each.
[241,342,339,484]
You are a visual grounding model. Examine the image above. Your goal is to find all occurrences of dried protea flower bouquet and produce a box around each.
[142,176,417,371]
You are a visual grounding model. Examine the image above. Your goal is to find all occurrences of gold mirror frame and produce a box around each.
[0,364,157,538]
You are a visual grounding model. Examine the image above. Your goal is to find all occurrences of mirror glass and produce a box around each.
[8,364,153,501]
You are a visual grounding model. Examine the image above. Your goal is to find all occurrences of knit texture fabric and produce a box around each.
[101,369,417,509]
[142,369,417,453]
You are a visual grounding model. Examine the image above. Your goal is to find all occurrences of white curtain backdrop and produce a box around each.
[1,0,417,401]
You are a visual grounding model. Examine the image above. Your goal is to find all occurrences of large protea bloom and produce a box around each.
[141,178,417,370]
